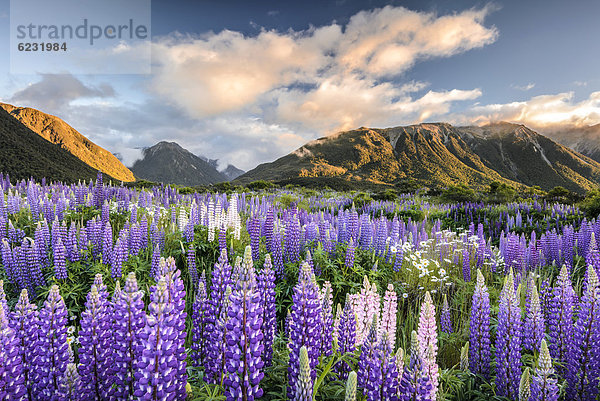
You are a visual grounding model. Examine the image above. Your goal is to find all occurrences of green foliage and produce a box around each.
[441,185,478,203]
[352,192,372,208]
[124,179,159,189]
[372,188,398,201]
[545,186,583,204]
[580,188,600,219]
[394,178,421,194]
[486,181,516,204]
[247,180,277,190]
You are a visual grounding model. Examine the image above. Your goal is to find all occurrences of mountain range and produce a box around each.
[3,101,600,192]
[236,122,600,193]
[130,141,245,186]
[543,125,600,163]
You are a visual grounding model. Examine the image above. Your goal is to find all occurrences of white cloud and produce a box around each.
[8,74,115,111]
[149,4,497,126]
[450,91,600,128]
[4,5,501,171]
[511,82,535,91]
[275,74,481,132]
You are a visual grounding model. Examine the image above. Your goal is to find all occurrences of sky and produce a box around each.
[1,0,600,171]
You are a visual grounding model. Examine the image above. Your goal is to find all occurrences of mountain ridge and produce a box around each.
[236,122,600,193]
[0,106,111,183]
[0,102,135,182]
[131,141,228,186]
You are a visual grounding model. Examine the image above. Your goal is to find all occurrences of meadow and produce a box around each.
[0,172,598,401]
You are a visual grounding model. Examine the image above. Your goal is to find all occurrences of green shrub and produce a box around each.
[441,184,478,203]
[581,188,600,219]
[352,192,373,208]
[247,180,276,190]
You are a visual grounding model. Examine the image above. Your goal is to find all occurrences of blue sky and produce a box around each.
[0,0,599,170]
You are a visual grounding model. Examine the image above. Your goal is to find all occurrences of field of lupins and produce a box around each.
[1,172,600,400]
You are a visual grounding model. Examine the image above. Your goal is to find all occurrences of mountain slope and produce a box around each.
[0,102,135,182]
[237,122,600,192]
[131,142,227,186]
[199,156,245,180]
[0,106,106,183]
[542,125,600,163]
[221,164,245,180]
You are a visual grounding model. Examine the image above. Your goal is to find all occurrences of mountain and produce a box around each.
[0,103,135,182]
[236,122,600,193]
[0,106,108,183]
[198,155,245,180]
[221,164,245,180]
[542,125,600,163]
[131,141,227,186]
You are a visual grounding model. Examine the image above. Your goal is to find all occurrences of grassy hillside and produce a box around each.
[0,107,108,183]
[0,102,135,182]
[236,122,600,192]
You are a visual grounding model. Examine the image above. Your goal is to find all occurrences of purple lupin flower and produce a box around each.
[495,269,522,400]
[320,281,334,357]
[191,277,209,368]
[399,331,433,401]
[156,257,187,399]
[539,278,553,325]
[288,262,323,399]
[462,246,471,282]
[586,233,600,274]
[379,332,400,401]
[345,238,355,269]
[53,237,67,280]
[67,223,79,263]
[150,244,160,280]
[284,214,301,264]
[219,227,227,254]
[27,238,45,289]
[78,284,114,400]
[359,318,380,398]
[548,265,574,376]
[417,291,439,401]
[248,215,261,262]
[392,242,404,272]
[111,237,126,280]
[530,340,559,401]
[31,285,69,400]
[205,248,233,383]
[187,246,198,289]
[440,294,453,334]
[9,289,38,400]
[134,278,178,400]
[211,286,233,386]
[258,254,277,367]
[263,208,274,253]
[102,222,112,266]
[111,273,145,400]
[58,361,81,401]
[0,299,26,400]
[271,229,284,279]
[566,265,600,401]
[335,296,356,381]
[524,282,545,352]
[469,270,491,378]
[224,246,265,400]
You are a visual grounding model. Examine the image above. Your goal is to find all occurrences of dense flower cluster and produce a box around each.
[3,172,600,401]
